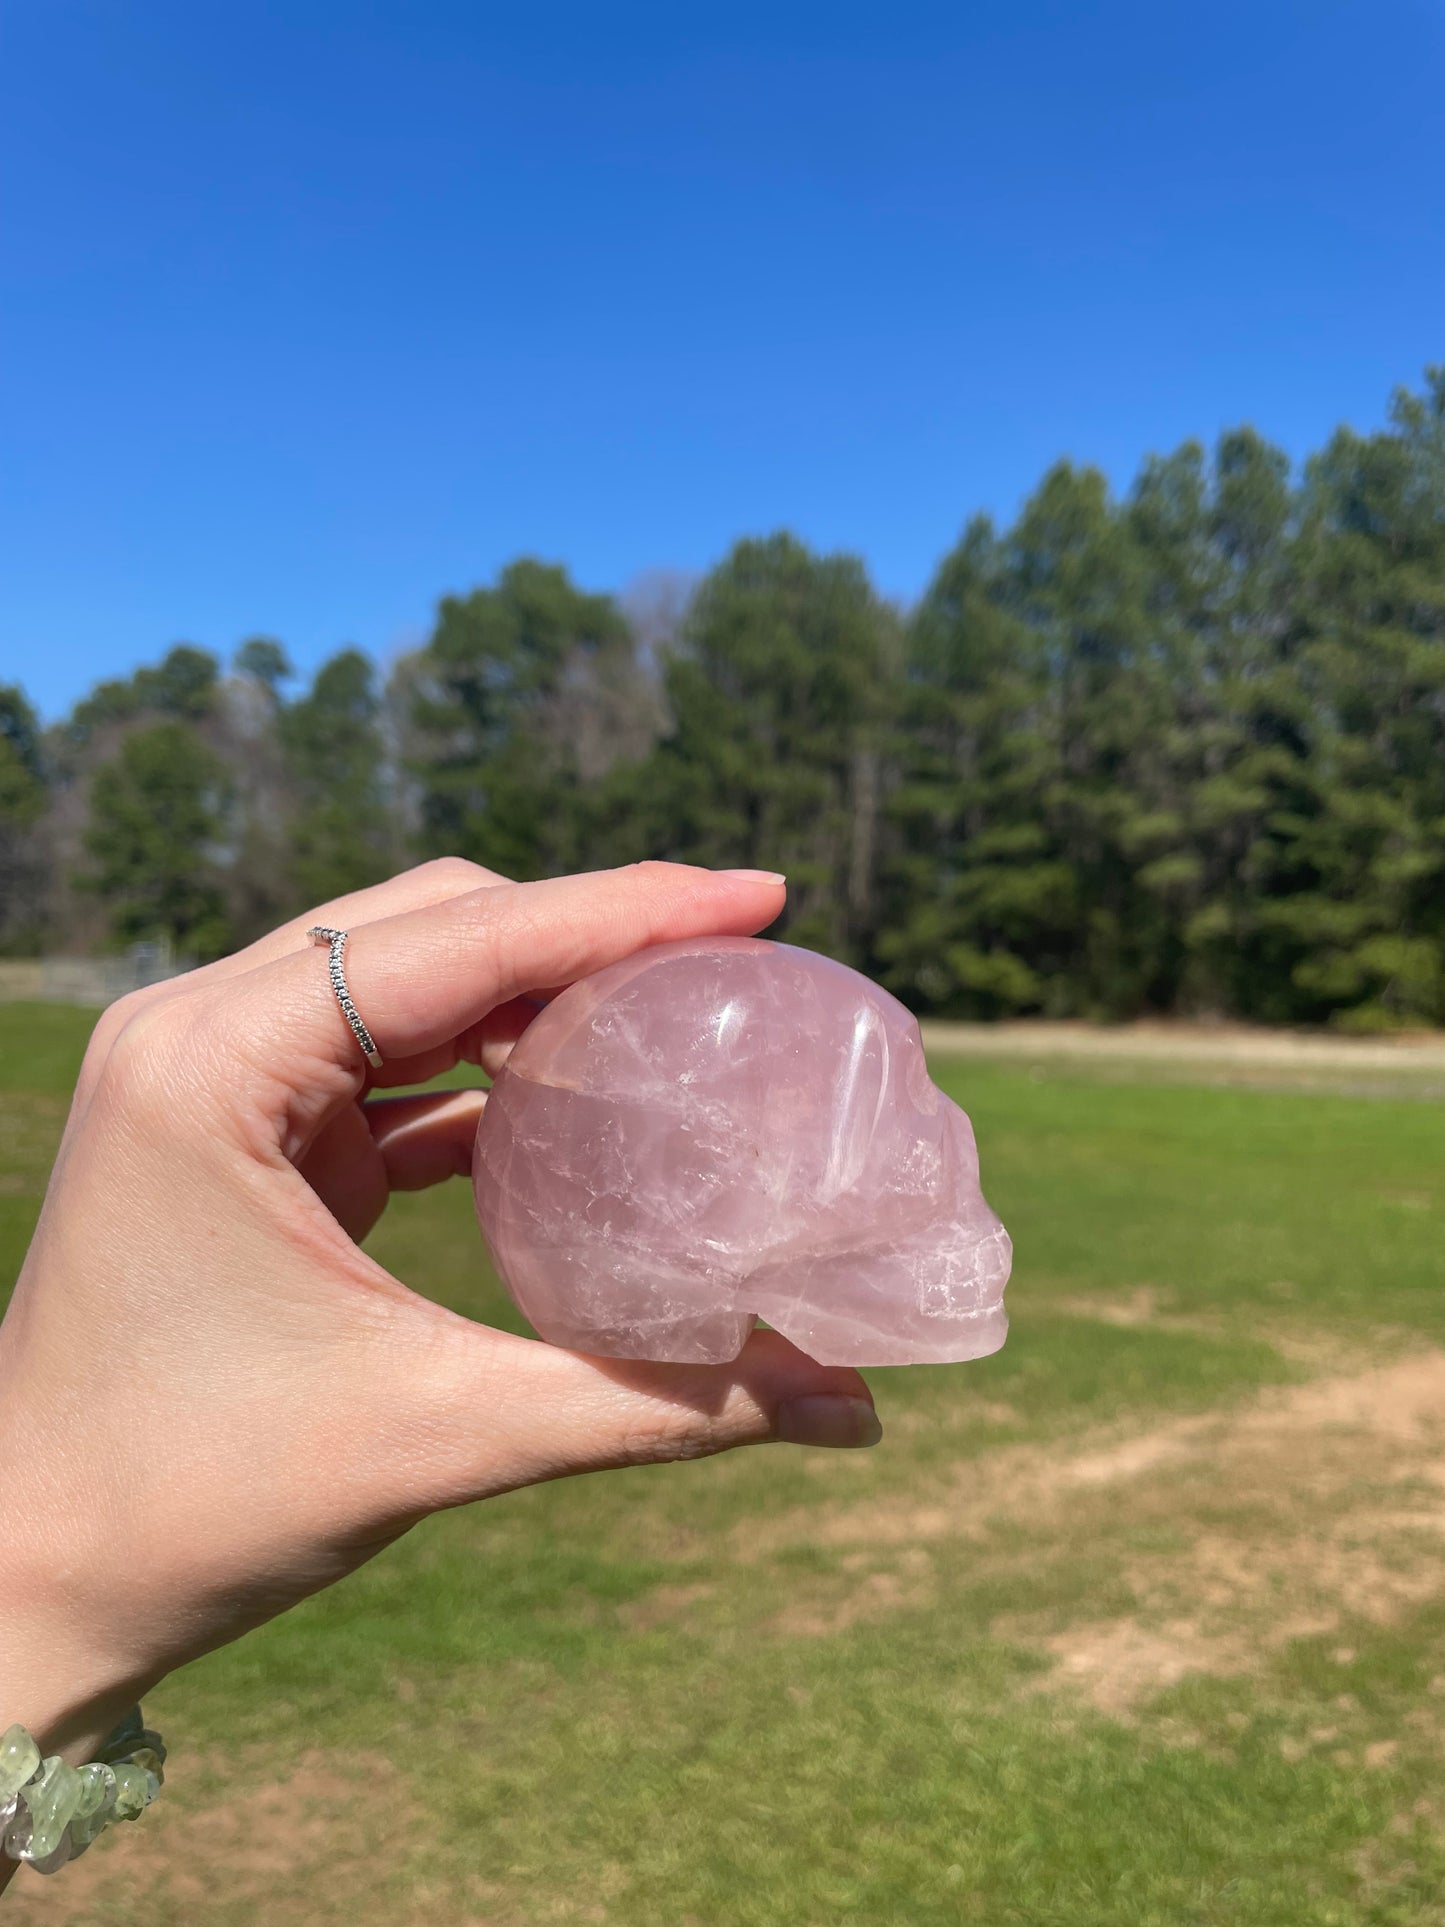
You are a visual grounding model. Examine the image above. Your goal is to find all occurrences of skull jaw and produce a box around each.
[760,1299,1010,1368]
[510,1298,1011,1369]
[502,1223,1014,1368]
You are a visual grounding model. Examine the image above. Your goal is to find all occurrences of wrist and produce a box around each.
[0,1696,168,1888]
[0,1580,158,1893]
[0,1336,162,1766]
[2,1547,157,1766]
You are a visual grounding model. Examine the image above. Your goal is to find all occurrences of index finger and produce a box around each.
[223,862,786,1096]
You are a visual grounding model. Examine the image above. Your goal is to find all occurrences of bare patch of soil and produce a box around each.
[754,1349,1445,1712]
[623,1580,717,1632]
[1034,1618,1252,1717]
[770,1547,936,1638]
[920,1017,1445,1074]
[14,1748,423,1926]
[1053,1286,1171,1328]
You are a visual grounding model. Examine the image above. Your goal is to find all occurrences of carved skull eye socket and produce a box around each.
[474,937,1012,1367]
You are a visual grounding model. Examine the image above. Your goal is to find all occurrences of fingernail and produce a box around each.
[776,1395,882,1449]
[720,869,786,886]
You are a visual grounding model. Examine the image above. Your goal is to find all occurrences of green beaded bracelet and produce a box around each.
[0,1708,165,1876]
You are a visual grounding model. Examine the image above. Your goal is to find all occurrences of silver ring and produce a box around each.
[308,926,383,1069]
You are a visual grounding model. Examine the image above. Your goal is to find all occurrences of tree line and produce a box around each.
[4,370,1445,1029]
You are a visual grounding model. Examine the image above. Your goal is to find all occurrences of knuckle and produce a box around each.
[618,1405,719,1467]
[79,985,171,1084]
[106,986,153,1027]
[413,855,494,894]
[96,998,196,1118]
[626,859,684,889]
[453,886,538,973]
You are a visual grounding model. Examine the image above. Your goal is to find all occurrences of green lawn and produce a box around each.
[4,1002,1445,1926]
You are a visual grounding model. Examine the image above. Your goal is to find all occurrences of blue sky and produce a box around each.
[3,0,1443,718]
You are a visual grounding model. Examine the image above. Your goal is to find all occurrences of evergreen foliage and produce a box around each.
[280,648,393,907]
[0,685,48,953]
[6,370,1445,1024]
[80,721,231,957]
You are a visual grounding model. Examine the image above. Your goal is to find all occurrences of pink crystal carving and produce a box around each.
[472,937,1011,1366]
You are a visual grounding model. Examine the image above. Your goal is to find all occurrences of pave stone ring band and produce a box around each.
[308,926,383,1069]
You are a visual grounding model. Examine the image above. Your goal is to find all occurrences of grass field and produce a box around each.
[4,1001,1445,1925]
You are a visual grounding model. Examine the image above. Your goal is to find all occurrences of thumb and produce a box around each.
[375,1325,882,1517]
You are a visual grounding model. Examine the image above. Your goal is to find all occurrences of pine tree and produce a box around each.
[80,721,231,957]
[0,685,49,952]
[281,650,393,906]
[646,534,898,963]
[406,560,655,880]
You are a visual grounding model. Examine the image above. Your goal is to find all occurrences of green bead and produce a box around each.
[27,1832,73,1876]
[67,1764,116,1850]
[2,1800,32,1859]
[0,1726,40,1802]
[96,1709,145,1765]
[22,1757,84,1863]
[109,1763,150,1821]
[71,1764,109,1818]
[128,1743,165,1785]
[0,1710,165,1867]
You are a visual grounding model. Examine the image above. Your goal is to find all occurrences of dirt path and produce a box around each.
[920,1016,1445,1074]
[741,1335,1445,1715]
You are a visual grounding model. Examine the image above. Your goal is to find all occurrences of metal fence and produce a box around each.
[0,945,188,1007]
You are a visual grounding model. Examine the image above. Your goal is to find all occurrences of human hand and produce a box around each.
[0,860,880,1786]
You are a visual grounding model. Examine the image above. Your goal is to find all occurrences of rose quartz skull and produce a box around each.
[473,936,1011,1366]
